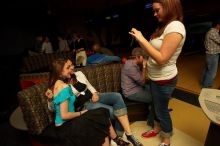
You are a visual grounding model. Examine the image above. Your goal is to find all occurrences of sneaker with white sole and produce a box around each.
[126,134,143,146]
[113,136,130,146]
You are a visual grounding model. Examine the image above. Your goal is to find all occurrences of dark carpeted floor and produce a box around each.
[0,110,31,146]
[0,54,31,146]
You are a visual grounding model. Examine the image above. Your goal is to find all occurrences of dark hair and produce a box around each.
[131,47,148,59]
[48,58,69,89]
[151,0,183,38]
[70,73,78,85]
[92,43,102,53]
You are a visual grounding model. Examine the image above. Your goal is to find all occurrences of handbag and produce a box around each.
[71,81,92,111]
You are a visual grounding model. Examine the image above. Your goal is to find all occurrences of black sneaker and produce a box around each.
[113,136,130,146]
[126,134,143,146]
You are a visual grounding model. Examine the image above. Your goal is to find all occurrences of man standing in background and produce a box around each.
[202,18,220,88]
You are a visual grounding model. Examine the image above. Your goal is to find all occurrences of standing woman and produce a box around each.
[48,58,128,146]
[129,0,186,146]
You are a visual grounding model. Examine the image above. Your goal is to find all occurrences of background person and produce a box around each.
[41,36,53,54]
[201,18,220,88]
[87,43,121,65]
[121,47,152,127]
[121,47,151,103]
[57,35,70,52]
[92,43,114,56]
[129,0,186,146]
[34,35,43,53]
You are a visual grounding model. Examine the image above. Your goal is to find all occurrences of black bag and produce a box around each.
[72,81,92,111]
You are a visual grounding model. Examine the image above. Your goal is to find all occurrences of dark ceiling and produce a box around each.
[46,0,220,18]
[0,0,219,55]
[3,0,220,19]
[47,0,140,16]
[1,0,220,27]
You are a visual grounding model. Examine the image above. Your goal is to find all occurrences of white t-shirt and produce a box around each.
[73,71,97,93]
[41,42,53,53]
[148,21,186,81]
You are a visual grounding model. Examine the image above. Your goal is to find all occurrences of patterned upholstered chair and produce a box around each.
[17,63,148,144]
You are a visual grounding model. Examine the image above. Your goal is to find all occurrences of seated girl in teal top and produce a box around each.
[53,86,76,125]
[48,58,130,146]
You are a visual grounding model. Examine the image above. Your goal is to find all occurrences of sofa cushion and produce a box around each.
[18,82,54,134]
[75,63,122,92]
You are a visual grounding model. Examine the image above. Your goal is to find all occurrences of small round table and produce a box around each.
[199,88,220,146]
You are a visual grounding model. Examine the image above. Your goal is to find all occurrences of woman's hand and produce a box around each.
[80,109,88,115]
[129,28,144,42]
[45,89,54,99]
[91,93,99,103]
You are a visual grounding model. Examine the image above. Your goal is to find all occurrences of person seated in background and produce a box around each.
[57,35,70,52]
[121,47,152,126]
[46,58,144,146]
[121,47,151,103]
[47,58,129,146]
[87,43,121,65]
[92,43,114,56]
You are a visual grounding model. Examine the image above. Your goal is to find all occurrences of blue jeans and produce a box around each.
[126,84,152,103]
[126,84,152,127]
[148,77,177,138]
[85,92,127,136]
[202,54,219,87]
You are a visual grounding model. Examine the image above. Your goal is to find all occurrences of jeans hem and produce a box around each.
[114,108,127,117]
[160,131,173,138]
